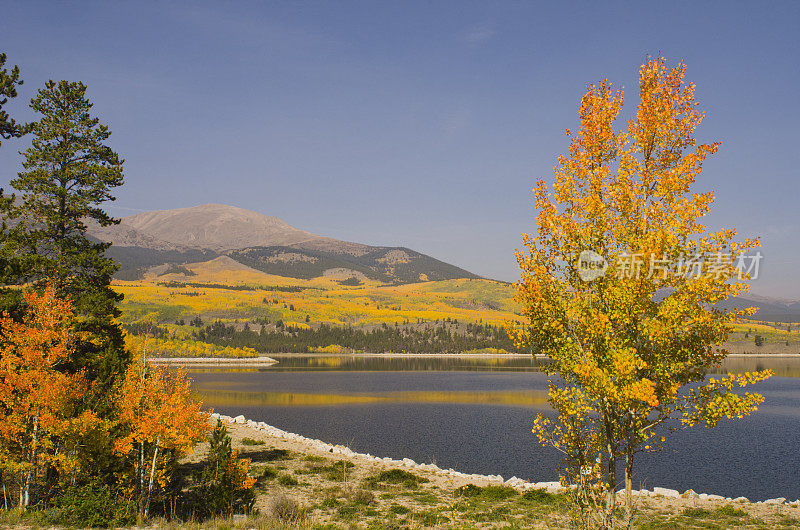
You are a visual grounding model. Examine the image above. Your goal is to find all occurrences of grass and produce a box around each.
[277,473,298,486]
[366,468,429,487]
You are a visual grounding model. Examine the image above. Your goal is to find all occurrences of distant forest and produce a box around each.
[126,320,523,354]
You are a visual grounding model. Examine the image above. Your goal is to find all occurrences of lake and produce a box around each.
[188,354,800,501]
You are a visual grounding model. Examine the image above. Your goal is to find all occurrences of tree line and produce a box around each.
[190,320,522,354]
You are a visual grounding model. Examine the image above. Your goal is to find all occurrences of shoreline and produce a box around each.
[268,352,800,358]
[213,412,800,507]
[147,356,278,366]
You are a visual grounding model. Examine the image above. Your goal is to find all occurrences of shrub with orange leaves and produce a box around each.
[0,284,101,507]
[114,360,210,517]
[513,57,771,528]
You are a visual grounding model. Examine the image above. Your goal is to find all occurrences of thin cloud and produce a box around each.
[462,23,496,46]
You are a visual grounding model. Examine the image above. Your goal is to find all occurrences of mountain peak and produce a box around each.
[120,203,316,252]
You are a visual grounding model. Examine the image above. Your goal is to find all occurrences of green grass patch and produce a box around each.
[367,468,429,488]
[415,509,450,526]
[305,460,355,482]
[390,504,411,515]
[716,504,747,517]
[258,465,278,480]
[521,488,560,504]
[241,437,265,446]
[479,485,518,500]
[277,473,298,486]
[454,484,483,497]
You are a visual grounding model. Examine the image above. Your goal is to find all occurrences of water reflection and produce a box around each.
[251,354,800,377]
[195,389,549,408]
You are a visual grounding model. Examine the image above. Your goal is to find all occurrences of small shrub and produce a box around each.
[47,480,136,527]
[321,497,341,508]
[350,489,375,505]
[304,455,327,463]
[390,504,411,515]
[717,505,747,517]
[278,473,298,486]
[272,495,304,523]
[682,507,712,518]
[260,466,278,479]
[368,468,428,486]
[417,509,450,526]
[522,488,559,504]
[336,505,359,518]
[454,484,483,497]
[480,485,518,500]
[241,437,265,446]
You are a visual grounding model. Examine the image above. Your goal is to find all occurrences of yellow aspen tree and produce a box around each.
[512,57,771,529]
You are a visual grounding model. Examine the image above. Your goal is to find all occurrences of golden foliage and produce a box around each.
[0,285,102,506]
[515,57,771,528]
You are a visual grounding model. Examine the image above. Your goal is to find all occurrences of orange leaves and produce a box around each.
[226,450,256,491]
[115,362,210,456]
[0,284,99,492]
[114,361,210,515]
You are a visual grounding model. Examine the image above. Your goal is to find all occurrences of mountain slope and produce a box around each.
[89,203,482,284]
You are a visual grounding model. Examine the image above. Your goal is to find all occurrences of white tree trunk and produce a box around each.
[144,438,160,518]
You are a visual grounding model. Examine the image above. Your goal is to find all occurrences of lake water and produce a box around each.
[188,355,800,501]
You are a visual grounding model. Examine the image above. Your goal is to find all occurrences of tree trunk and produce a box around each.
[624,449,634,528]
[604,415,616,529]
[22,414,40,507]
[139,441,145,512]
[144,438,160,518]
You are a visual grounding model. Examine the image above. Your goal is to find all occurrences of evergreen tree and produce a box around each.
[4,80,128,409]
[0,52,27,302]
[0,52,25,145]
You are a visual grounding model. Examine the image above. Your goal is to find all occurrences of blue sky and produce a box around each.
[1,1,798,297]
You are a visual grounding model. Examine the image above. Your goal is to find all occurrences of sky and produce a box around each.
[1,1,798,298]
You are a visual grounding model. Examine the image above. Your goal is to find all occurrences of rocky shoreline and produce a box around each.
[211,412,799,508]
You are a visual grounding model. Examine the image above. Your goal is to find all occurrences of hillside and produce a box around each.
[91,204,481,284]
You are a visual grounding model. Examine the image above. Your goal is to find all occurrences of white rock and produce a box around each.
[402,458,416,466]
[233,415,246,424]
[706,494,724,501]
[698,492,708,500]
[764,497,786,505]
[653,487,680,498]
[733,496,750,503]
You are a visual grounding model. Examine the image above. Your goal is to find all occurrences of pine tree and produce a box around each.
[0,52,25,145]
[4,80,128,408]
[0,52,27,302]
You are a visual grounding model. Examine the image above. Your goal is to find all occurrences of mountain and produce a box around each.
[90,204,481,284]
[120,204,318,251]
[718,295,800,323]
